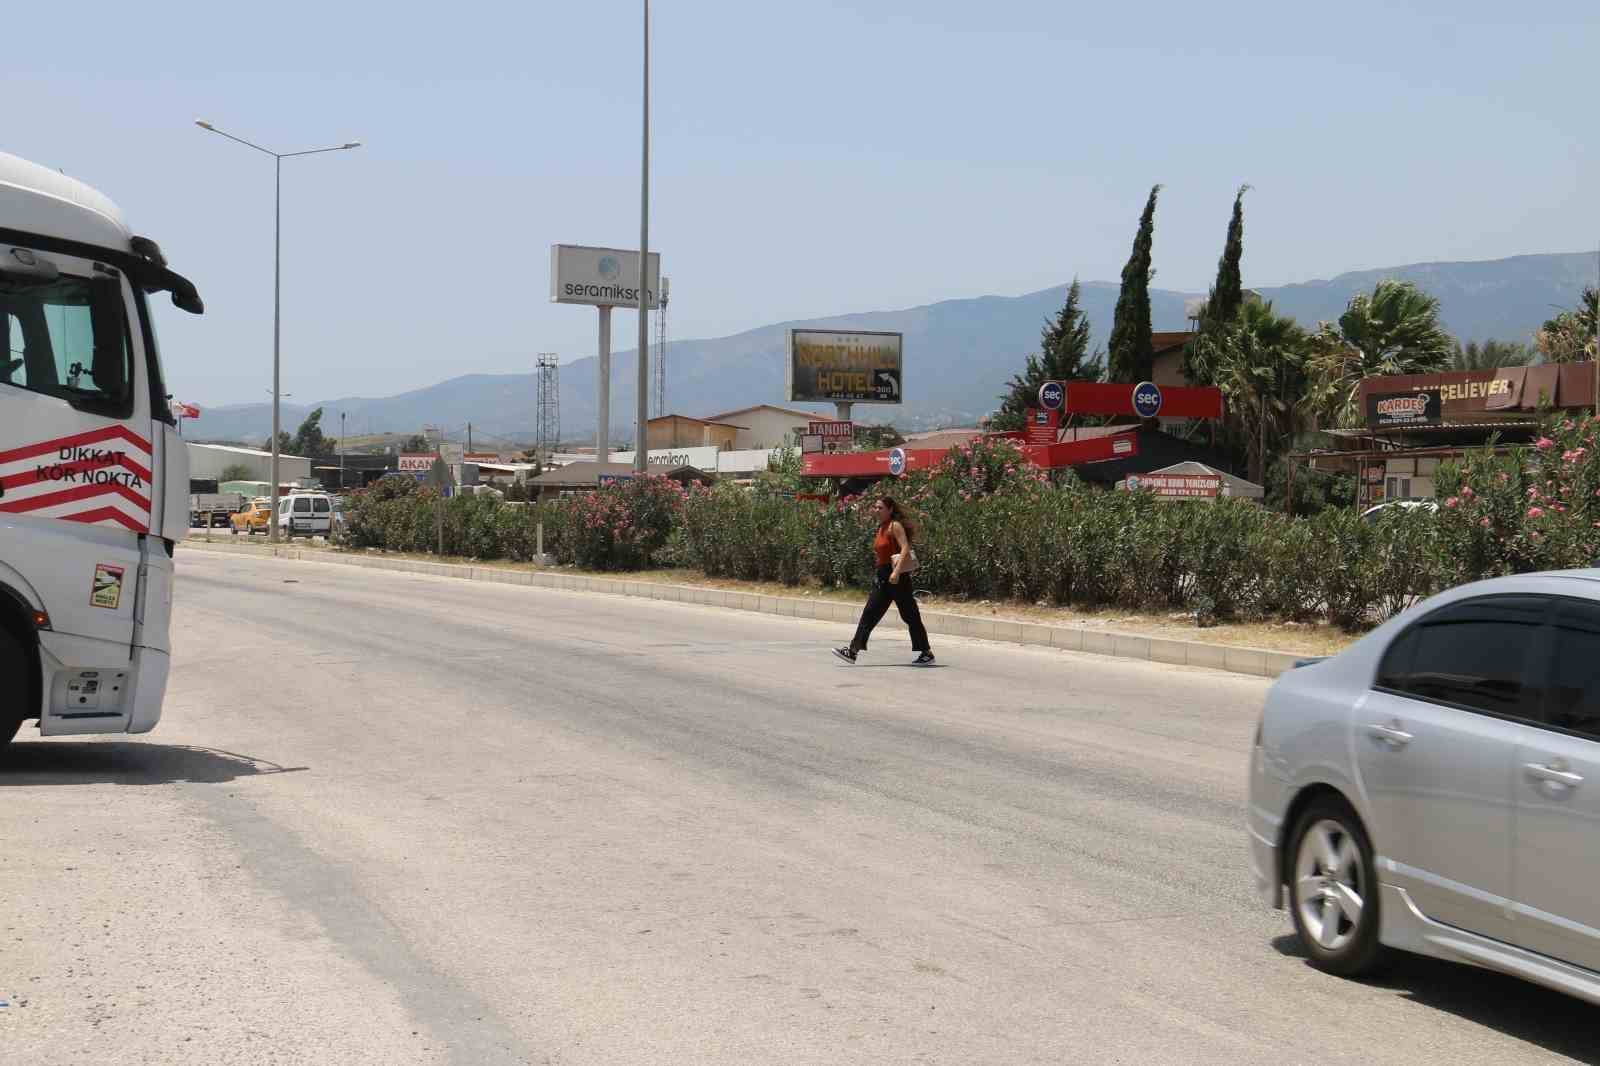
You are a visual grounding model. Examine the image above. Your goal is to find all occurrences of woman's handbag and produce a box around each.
[892,548,920,575]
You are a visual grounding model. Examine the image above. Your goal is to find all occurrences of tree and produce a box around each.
[1305,280,1455,428]
[1107,184,1162,384]
[1451,338,1533,371]
[992,280,1103,430]
[1185,186,1250,385]
[1536,285,1599,363]
[401,434,429,452]
[855,424,905,449]
[219,463,253,482]
[1188,300,1309,484]
[289,408,329,456]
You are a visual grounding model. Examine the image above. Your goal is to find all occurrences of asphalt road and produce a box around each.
[2,551,1594,1065]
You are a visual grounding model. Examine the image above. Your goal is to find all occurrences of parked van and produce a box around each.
[275,492,333,538]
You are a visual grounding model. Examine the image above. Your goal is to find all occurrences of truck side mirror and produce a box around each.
[89,275,128,400]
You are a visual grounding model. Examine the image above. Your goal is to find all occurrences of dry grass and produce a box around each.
[184,532,1357,656]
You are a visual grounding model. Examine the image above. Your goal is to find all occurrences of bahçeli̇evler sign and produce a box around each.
[787,329,903,404]
[1366,389,1441,428]
[550,244,663,308]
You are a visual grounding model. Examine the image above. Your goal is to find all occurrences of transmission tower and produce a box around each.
[535,354,560,461]
[653,275,670,418]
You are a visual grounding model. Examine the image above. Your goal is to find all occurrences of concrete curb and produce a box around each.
[181,538,1305,679]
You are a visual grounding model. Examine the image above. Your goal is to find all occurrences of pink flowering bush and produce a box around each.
[1434,413,1600,580]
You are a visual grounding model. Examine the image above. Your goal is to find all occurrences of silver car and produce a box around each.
[1250,570,1600,1005]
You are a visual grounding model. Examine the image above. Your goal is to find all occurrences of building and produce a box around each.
[1295,363,1599,509]
[527,461,715,501]
[702,404,823,449]
[645,415,744,451]
[186,442,312,485]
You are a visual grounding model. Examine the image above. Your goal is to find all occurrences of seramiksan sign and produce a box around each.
[550,244,663,308]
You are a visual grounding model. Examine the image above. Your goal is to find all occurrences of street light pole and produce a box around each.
[634,0,651,475]
[195,119,360,541]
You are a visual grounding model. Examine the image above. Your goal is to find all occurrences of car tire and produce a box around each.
[1287,796,1386,977]
[0,627,28,746]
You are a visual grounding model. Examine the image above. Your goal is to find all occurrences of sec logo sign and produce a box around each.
[1132,381,1163,419]
[888,447,907,477]
[1037,381,1064,411]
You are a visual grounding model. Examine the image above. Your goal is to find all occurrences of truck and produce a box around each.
[189,491,246,528]
[0,151,204,745]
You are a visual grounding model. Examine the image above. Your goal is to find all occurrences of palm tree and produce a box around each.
[1536,285,1599,363]
[1306,280,1455,428]
[1189,300,1309,484]
[1451,338,1534,371]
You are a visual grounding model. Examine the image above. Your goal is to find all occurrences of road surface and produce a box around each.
[1,550,1591,1064]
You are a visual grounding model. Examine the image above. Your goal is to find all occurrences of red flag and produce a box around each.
[178,402,200,419]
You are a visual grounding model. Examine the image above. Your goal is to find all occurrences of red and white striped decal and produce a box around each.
[0,424,153,533]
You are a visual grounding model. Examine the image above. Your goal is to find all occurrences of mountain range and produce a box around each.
[189,250,1599,446]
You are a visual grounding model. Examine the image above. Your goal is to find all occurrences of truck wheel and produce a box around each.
[0,627,28,746]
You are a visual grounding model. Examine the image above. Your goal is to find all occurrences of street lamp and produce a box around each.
[634,0,651,474]
[196,119,361,541]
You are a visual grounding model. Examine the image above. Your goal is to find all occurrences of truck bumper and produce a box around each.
[35,632,167,737]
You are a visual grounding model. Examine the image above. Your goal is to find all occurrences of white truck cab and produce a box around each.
[0,152,203,744]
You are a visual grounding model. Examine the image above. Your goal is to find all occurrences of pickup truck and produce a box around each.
[190,491,246,528]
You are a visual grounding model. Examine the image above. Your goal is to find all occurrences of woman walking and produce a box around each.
[833,496,934,666]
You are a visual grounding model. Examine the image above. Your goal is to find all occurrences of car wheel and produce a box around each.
[0,627,28,746]
[1288,797,1386,977]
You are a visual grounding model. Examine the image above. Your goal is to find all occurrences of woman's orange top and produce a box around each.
[873,521,897,567]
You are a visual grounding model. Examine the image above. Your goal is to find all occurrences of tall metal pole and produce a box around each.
[634,0,651,474]
[596,307,611,461]
[271,155,282,541]
[340,411,346,489]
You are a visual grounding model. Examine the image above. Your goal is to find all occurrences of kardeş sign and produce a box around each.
[1366,389,1441,428]
[550,244,663,308]
[787,329,903,404]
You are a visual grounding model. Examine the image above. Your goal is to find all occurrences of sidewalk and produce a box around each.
[182,538,1321,680]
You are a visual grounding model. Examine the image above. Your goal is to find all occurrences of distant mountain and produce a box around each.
[188,251,1598,443]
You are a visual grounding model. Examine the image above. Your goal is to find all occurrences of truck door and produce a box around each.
[0,247,150,708]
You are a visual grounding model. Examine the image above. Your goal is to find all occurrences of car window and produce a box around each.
[1540,601,1600,741]
[313,498,330,513]
[293,498,311,513]
[1376,595,1547,719]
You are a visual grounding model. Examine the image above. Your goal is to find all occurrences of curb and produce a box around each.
[181,538,1304,680]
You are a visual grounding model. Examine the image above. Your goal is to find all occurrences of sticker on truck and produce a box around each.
[90,563,125,609]
[0,425,153,533]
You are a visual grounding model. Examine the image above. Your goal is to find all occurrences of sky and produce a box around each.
[7,0,1598,407]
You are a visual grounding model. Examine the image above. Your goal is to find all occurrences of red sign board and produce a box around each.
[1059,381,1223,419]
[1024,408,1060,446]
[1123,473,1223,498]
[808,420,854,440]
[799,431,1139,478]
[397,454,435,472]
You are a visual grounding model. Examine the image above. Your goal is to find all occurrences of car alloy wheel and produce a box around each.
[1287,799,1385,976]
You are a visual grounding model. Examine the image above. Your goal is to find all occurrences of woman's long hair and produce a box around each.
[879,495,915,543]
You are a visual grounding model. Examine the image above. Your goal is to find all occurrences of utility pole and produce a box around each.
[468,422,473,454]
[634,0,651,475]
[340,411,346,490]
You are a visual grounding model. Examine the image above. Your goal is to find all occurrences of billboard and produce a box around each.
[550,244,663,308]
[787,329,903,405]
[397,454,434,472]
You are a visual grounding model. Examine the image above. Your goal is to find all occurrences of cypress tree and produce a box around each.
[1209,184,1249,326]
[1107,185,1161,384]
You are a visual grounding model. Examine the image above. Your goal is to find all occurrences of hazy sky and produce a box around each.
[8,0,1597,406]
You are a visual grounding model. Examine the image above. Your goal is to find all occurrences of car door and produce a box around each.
[311,495,331,533]
[1509,598,1600,971]
[1355,595,1547,943]
[289,496,312,535]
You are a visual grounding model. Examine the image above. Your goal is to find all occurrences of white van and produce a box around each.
[276,492,334,537]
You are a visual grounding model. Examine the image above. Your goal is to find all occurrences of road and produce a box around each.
[1,550,1592,1065]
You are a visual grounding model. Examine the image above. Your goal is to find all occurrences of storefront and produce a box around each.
[1294,363,1598,510]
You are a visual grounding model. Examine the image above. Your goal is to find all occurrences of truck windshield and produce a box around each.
[1,275,131,412]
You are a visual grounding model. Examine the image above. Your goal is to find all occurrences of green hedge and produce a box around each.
[337,418,1600,632]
